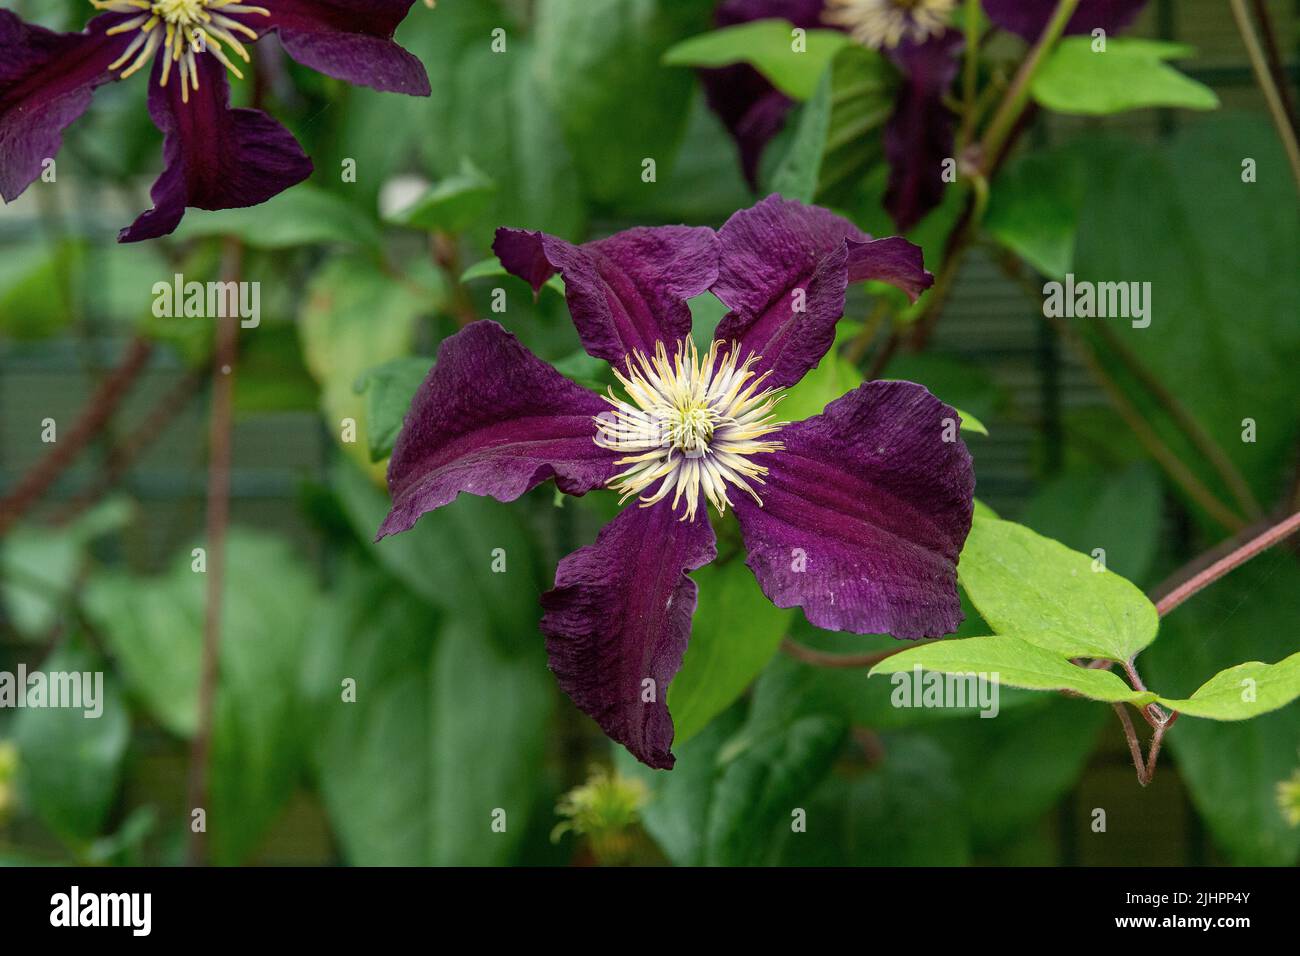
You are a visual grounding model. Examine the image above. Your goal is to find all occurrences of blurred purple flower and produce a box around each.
[0,1,429,242]
[378,196,973,769]
[981,0,1149,41]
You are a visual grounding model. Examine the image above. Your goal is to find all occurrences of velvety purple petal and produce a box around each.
[699,0,832,188]
[884,30,962,232]
[119,54,313,243]
[713,195,930,389]
[379,321,618,539]
[493,226,719,365]
[253,0,430,95]
[982,0,1148,41]
[542,503,716,769]
[734,380,973,638]
[0,12,131,203]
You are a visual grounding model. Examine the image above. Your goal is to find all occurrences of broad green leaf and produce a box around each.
[356,355,433,462]
[704,714,846,865]
[774,735,970,865]
[664,20,850,100]
[768,66,833,202]
[1157,652,1300,720]
[299,256,438,475]
[1071,119,1299,532]
[1,499,133,640]
[1144,561,1300,864]
[332,459,544,652]
[985,147,1086,279]
[1019,462,1162,585]
[1031,38,1218,115]
[808,44,892,206]
[82,530,317,864]
[385,158,496,234]
[669,556,793,748]
[172,185,382,249]
[536,0,713,204]
[958,516,1159,661]
[13,643,129,846]
[869,634,1158,705]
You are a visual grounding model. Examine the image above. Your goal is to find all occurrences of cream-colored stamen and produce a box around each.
[824,0,955,50]
[595,339,787,522]
[93,0,269,102]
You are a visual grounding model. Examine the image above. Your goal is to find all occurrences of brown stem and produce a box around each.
[1248,0,1297,133]
[0,337,154,536]
[1112,702,1150,786]
[1229,0,1300,191]
[185,238,242,866]
[842,300,890,366]
[431,232,477,328]
[781,637,929,669]
[1154,508,1300,618]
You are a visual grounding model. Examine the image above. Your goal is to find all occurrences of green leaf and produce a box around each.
[1071,118,1299,532]
[299,256,438,472]
[668,556,793,748]
[953,405,988,436]
[985,147,1086,280]
[172,185,382,249]
[356,355,433,462]
[1019,462,1162,585]
[537,0,713,204]
[768,67,833,202]
[774,735,970,865]
[1031,38,1218,116]
[805,44,892,206]
[82,530,317,864]
[385,158,496,234]
[1144,561,1300,864]
[664,19,850,100]
[957,516,1159,661]
[704,715,846,865]
[332,459,544,652]
[13,642,130,846]
[1157,652,1300,720]
[868,634,1158,705]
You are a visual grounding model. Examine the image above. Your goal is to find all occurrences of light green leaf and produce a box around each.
[869,634,1158,705]
[669,556,793,748]
[1031,38,1218,116]
[537,0,713,204]
[462,256,566,296]
[385,158,496,234]
[664,19,850,100]
[768,67,833,202]
[82,530,317,864]
[985,147,1086,280]
[953,406,988,436]
[1157,652,1300,720]
[957,516,1159,661]
[356,355,433,462]
[173,185,382,249]
[13,642,130,846]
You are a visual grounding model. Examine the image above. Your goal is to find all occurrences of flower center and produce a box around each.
[594,339,787,522]
[823,0,955,50]
[95,0,269,101]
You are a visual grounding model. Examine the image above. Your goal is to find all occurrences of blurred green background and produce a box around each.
[0,0,1297,866]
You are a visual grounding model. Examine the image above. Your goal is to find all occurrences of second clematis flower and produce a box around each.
[378,196,975,770]
[0,1,430,242]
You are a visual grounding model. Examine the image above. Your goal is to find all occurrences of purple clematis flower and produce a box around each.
[0,1,430,242]
[378,196,975,770]
[981,0,1149,42]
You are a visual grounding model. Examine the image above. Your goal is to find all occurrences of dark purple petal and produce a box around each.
[734,380,973,638]
[119,54,314,243]
[493,226,719,365]
[542,503,716,769]
[0,12,131,203]
[982,0,1148,41]
[379,321,618,539]
[713,195,930,389]
[884,29,963,232]
[253,0,430,95]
